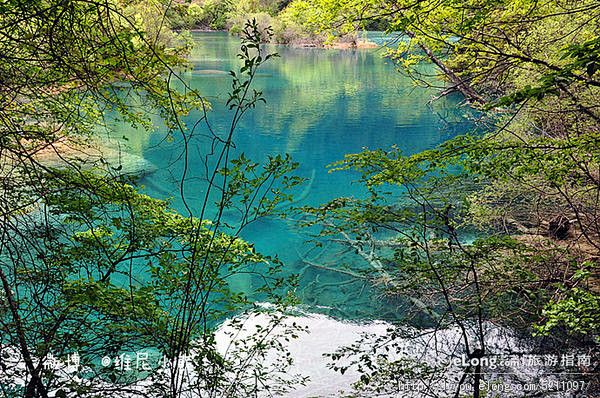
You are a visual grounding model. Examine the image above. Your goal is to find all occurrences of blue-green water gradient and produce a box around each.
[128,32,466,320]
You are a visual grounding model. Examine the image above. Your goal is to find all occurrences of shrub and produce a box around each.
[228,12,274,40]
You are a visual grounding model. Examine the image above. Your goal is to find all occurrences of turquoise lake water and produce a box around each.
[131,32,467,321]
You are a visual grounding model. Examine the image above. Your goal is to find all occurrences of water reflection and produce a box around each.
[136,32,465,320]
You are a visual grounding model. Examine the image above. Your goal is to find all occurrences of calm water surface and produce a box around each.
[121,32,466,320]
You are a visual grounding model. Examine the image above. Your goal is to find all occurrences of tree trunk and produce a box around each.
[406,31,487,104]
